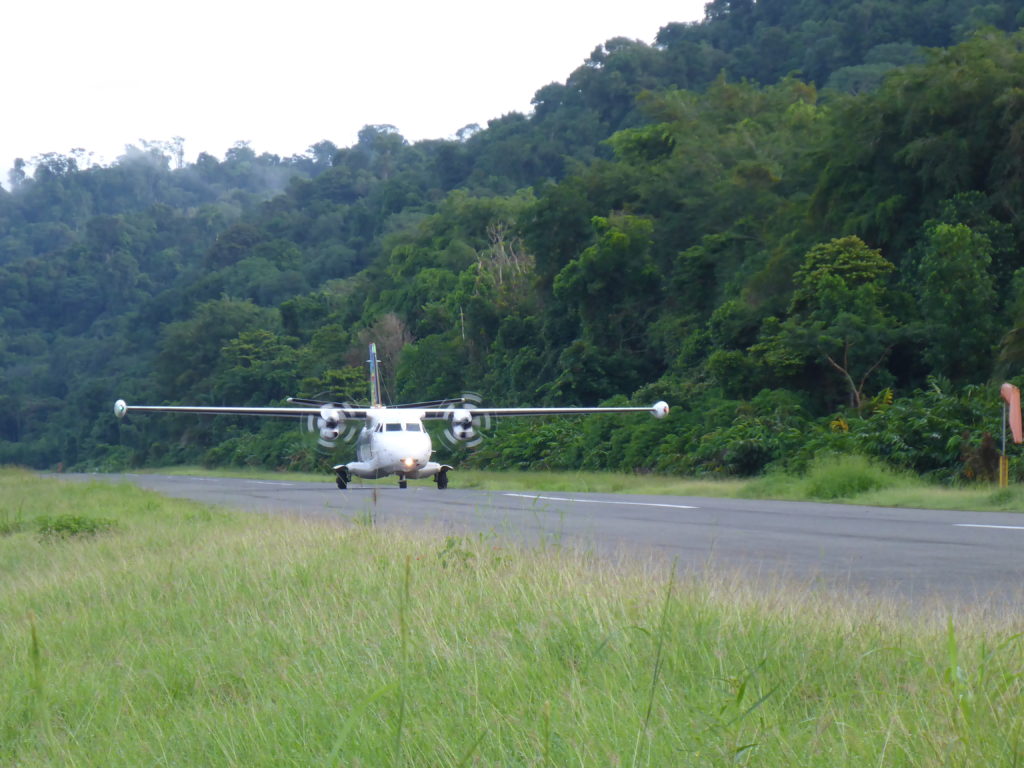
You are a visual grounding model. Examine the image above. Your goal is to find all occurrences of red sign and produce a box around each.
[1001,383,1022,444]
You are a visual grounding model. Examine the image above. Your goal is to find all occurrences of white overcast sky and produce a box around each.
[1,1,706,181]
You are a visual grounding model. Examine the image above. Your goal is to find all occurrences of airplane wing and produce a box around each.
[420,402,670,419]
[113,400,372,419]
[115,399,668,420]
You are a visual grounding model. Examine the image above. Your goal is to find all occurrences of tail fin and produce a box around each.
[368,343,384,407]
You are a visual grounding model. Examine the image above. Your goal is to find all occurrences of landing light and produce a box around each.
[402,457,416,468]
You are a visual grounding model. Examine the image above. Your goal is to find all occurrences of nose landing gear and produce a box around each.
[334,466,350,490]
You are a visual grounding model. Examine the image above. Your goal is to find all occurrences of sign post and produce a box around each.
[999,383,1022,487]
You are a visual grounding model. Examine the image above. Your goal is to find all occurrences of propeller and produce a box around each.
[441,392,492,449]
[301,396,361,449]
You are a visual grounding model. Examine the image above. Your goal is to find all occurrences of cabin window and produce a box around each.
[385,423,403,432]
[406,423,421,432]
[374,424,383,432]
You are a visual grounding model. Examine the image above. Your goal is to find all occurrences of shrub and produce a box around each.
[802,454,902,500]
[0,517,25,536]
[690,389,811,476]
[36,514,117,538]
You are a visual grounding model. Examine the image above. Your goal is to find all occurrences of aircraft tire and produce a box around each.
[436,471,448,490]
[399,479,408,489]
[336,476,347,490]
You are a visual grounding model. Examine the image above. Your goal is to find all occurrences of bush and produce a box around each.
[201,430,332,472]
[689,389,811,476]
[800,381,1002,482]
[801,454,902,500]
[36,514,117,538]
[0,515,25,536]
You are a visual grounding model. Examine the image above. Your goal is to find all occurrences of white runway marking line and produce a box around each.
[955,523,1024,531]
[504,493,698,510]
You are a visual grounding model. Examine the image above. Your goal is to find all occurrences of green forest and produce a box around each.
[4,0,1024,482]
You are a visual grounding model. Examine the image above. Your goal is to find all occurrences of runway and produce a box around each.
[88,473,1024,606]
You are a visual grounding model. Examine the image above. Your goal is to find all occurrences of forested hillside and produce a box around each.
[3,0,1024,481]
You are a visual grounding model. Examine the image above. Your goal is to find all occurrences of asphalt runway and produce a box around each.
[85,473,1024,607]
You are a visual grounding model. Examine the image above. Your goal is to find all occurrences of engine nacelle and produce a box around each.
[319,408,341,427]
[450,408,476,441]
[317,408,342,444]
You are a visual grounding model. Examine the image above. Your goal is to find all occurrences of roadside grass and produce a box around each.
[135,466,751,497]
[129,458,1024,511]
[456,468,751,497]
[4,467,1024,766]
[141,465,331,483]
[462,458,1024,512]
[741,454,1024,512]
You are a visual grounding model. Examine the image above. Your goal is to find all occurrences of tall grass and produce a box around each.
[741,453,910,501]
[6,468,1024,765]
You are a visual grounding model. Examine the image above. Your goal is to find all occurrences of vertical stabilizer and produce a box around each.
[368,343,384,407]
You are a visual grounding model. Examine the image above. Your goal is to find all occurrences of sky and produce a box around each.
[1,1,707,183]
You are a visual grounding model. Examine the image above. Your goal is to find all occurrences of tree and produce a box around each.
[761,236,899,410]
[7,158,26,190]
[212,330,300,404]
[395,333,465,402]
[916,222,997,381]
[356,313,412,401]
[156,298,275,399]
[552,214,659,355]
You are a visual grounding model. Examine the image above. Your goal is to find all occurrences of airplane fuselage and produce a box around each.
[337,408,450,487]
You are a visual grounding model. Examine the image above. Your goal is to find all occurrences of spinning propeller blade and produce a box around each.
[441,392,492,448]
[300,396,361,449]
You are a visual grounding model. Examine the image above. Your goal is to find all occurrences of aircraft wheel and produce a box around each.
[436,471,448,490]
[336,476,347,490]
[399,479,408,489]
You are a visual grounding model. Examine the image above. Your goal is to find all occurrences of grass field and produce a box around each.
[3,467,1024,765]
[148,454,1024,512]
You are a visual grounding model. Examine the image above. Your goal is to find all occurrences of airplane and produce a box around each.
[114,343,670,490]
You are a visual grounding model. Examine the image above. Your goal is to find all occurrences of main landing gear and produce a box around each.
[434,469,449,490]
[333,467,449,490]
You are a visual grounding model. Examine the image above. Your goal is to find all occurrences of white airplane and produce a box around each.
[114,343,670,490]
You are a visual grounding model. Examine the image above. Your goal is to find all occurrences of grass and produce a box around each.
[131,458,1024,512]
[457,468,752,497]
[128,465,754,497]
[740,454,1024,512]
[4,466,1024,765]
[137,464,331,483]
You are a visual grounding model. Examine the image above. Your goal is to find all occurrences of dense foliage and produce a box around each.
[3,0,1024,482]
